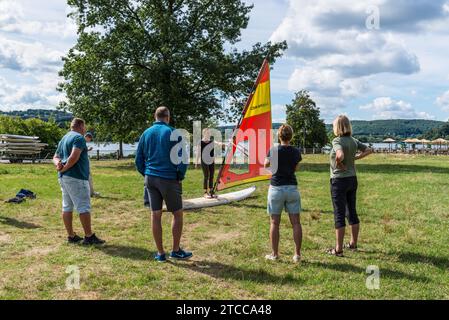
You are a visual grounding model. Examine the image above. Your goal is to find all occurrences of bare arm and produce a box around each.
[195,143,201,167]
[214,141,228,146]
[59,148,82,173]
[355,148,373,160]
[335,149,346,170]
[264,157,270,168]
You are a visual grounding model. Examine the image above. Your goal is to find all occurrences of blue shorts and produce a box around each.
[267,185,301,215]
[59,175,91,214]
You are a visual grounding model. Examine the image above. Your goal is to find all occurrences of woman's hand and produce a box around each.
[336,162,347,171]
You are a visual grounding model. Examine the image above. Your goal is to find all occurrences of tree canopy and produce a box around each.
[0,116,65,147]
[422,120,449,140]
[286,90,328,148]
[58,0,287,146]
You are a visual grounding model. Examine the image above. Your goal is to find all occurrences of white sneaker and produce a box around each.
[91,192,101,198]
[293,255,301,263]
[265,254,278,261]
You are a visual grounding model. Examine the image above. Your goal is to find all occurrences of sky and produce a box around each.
[1,0,449,124]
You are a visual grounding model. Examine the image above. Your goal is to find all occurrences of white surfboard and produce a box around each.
[0,142,47,147]
[163,186,257,211]
[0,138,41,143]
[0,134,39,140]
[1,150,41,154]
[0,145,45,150]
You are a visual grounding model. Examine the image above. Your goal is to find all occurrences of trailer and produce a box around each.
[0,134,48,163]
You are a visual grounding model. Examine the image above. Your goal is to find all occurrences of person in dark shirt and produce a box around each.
[264,124,303,263]
[195,128,226,198]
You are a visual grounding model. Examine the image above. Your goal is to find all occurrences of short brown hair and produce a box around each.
[333,115,352,137]
[155,106,170,120]
[278,124,293,142]
[70,118,85,130]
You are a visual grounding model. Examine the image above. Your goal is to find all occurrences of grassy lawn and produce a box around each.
[0,154,448,299]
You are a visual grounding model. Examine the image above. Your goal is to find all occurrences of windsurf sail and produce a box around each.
[214,59,273,191]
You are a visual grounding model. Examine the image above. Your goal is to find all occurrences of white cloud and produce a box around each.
[271,103,287,122]
[436,90,449,112]
[0,37,64,71]
[288,67,370,98]
[0,74,64,111]
[0,0,76,38]
[269,0,449,118]
[360,97,434,119]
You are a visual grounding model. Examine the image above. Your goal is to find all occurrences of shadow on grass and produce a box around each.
[302,208,333,215]
[0,216,41,229]
[95,196,121,201]
[301,163,449,175]
[228,202,266,210]
[95,244,155,261]
[397,252,449,270]
[175,260,304,285]
[308,261,430,283]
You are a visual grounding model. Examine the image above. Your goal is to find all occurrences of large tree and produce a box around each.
[286,90,328,149]
[58,0,287,155]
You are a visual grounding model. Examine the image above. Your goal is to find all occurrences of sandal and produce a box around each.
[326,248,344,257]
[344,243,358,250]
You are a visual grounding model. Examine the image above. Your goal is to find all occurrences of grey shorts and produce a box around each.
[58,175,91,214]
[145,175,183,212]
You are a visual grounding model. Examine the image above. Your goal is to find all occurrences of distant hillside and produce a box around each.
[325,119,445,141]
[0,109,73,124]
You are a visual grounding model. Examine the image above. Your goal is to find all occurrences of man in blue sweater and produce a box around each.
[136,106,191,262]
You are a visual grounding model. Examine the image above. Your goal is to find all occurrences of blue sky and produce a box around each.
[1,0,449,123]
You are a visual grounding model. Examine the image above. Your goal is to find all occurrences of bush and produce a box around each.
[0,116,65,147]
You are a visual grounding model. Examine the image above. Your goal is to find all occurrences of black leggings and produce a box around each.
[201,163,215,190]
[330,176,360,229]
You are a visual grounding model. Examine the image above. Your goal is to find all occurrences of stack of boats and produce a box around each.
[0,134,48,157]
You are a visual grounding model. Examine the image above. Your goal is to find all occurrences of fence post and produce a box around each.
[97,150,100,161]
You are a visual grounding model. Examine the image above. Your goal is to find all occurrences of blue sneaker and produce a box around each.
[170,248,193,260]
[154,253,167,263]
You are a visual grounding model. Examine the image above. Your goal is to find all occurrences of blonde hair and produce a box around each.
[333,115,352,137]
[278,124,293,142]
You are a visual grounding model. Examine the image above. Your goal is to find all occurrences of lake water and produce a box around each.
[87,142,138,157]
[87,141,448,158]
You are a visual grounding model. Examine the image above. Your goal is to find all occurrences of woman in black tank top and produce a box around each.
[195,128,226,198]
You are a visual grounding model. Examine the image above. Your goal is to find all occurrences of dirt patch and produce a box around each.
[24,245,59,257]
[201,231,240,246]
[0,232,12,244]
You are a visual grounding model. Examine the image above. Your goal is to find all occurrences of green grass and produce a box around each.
[0,154,448,299]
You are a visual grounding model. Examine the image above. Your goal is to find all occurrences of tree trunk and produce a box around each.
[119,140,124,159]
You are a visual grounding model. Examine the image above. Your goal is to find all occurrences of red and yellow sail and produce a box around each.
[216,60,273,191]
